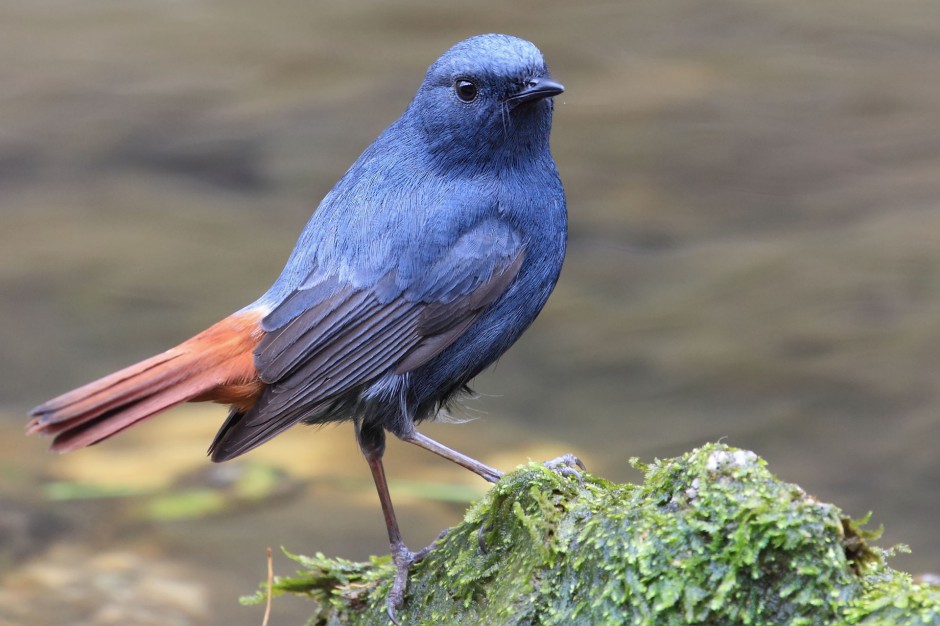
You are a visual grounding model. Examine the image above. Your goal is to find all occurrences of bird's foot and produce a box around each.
[385,530,449,624]
[386,542,416,625]
[414,528,449,562]
[543,453,587,481]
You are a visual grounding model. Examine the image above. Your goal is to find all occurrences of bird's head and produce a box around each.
[409,34,563,170]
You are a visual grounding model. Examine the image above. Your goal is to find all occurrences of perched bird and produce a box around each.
[29,33,566,617]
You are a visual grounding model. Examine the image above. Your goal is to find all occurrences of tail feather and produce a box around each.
[28,309,265,452]
[28,352,183,430]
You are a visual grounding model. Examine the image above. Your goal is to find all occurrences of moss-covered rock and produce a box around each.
[243,443,940,625]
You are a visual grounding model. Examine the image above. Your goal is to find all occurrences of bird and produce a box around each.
[28,33,566,618]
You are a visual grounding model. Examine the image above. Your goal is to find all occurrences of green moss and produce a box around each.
[842,567,940,625]
[243,444,940,625]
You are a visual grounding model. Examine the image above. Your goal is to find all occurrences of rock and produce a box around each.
[243,443,940,625]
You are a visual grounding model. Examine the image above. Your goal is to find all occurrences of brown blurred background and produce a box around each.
[3,1,940,624]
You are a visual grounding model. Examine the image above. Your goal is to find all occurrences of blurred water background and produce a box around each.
[3,1,940,623]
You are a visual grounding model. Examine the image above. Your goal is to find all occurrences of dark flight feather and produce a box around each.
[209,239,524,461]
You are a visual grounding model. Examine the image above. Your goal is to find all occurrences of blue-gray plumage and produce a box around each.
[28,33,565,618]
[211,34,566,460]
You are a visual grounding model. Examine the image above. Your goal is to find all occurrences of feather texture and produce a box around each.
[30,34,566,472]
[28,309,265,451]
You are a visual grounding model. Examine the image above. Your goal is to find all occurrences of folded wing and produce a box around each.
[209,220,524,460]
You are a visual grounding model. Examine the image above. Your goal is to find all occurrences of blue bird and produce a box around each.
[29,33,566,617]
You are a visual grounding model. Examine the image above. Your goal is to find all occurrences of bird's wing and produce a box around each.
[209,219,523,460]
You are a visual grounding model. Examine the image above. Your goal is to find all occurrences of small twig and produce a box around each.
[262,547,274,626]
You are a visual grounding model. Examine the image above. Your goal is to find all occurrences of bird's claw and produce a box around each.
[415,528,449,562]
[385,530,449,624]
[386,544,415,625]
[543,453,587,481]
[477,514,494,554]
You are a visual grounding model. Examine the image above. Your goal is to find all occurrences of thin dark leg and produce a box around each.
[399,428,503,483]
[358,422,413,624]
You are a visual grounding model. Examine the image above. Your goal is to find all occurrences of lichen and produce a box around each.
[242,443,940,625]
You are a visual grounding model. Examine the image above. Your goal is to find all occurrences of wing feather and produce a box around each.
[209,220,526,461]
[257,289,375,382]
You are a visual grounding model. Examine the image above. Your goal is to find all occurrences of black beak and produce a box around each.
[506,77,565,106]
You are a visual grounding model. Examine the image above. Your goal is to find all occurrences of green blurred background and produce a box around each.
[3,1,940,624]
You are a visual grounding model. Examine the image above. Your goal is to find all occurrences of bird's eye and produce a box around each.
[454,79,478,102]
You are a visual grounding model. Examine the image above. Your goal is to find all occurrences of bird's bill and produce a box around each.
[506,78,565,105]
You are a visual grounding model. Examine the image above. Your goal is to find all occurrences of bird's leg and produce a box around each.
[357,422,416,624]
[398,427,503,483]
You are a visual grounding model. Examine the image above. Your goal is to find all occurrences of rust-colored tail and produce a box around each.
[27,309,265,452]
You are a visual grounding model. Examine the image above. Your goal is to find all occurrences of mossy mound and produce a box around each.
[244,443,940,625]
